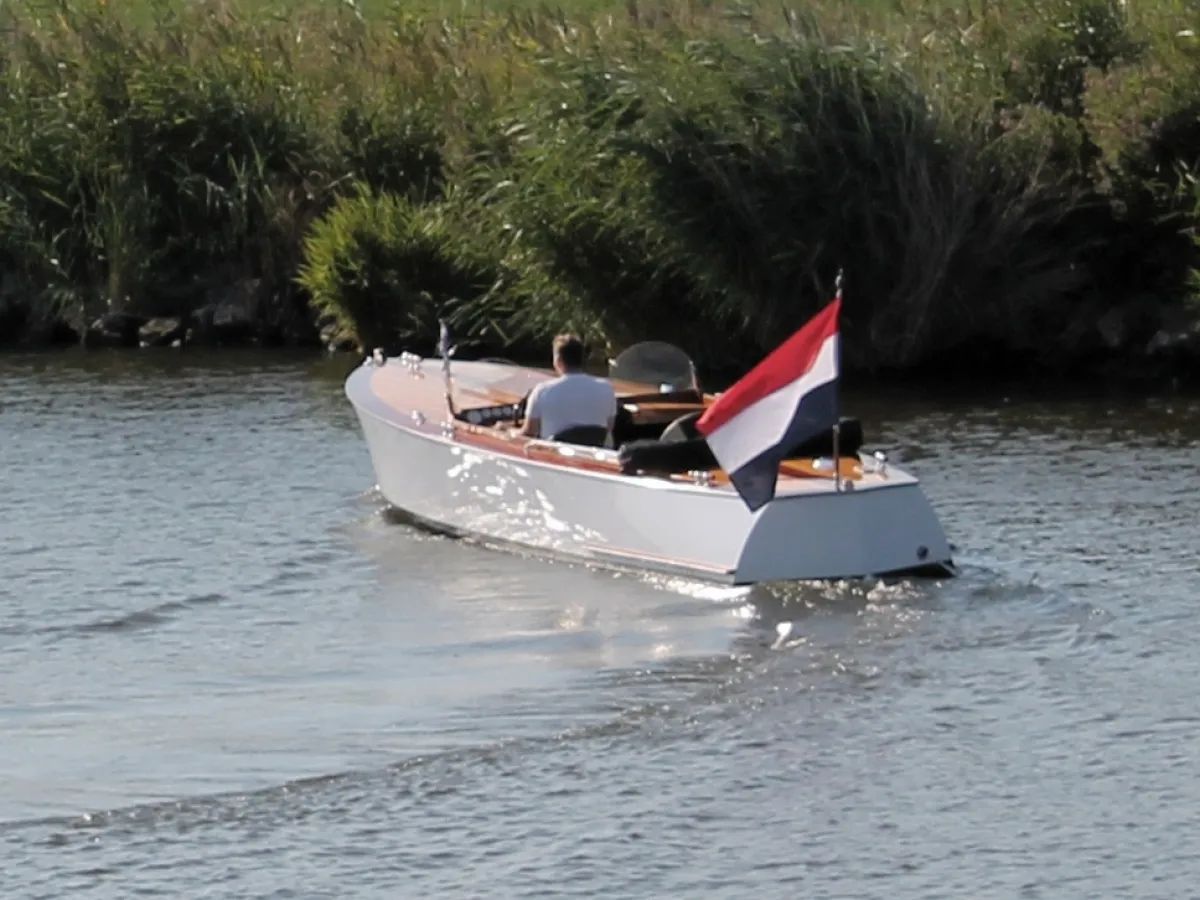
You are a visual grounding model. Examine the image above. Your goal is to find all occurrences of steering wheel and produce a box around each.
[660,410,702,444]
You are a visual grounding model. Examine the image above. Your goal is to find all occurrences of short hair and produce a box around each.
[552,333,585,368]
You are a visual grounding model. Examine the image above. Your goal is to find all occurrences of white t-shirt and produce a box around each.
[525,373,617,439]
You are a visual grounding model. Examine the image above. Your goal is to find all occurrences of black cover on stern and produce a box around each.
[789,417,863,459]
[618,437,717,474]
[618,417,864,476]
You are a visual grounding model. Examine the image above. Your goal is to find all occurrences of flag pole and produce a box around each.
[438,318,457,418]
[831,269,843,494]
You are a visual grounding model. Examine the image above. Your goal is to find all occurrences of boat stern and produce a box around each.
[731,477,953,584]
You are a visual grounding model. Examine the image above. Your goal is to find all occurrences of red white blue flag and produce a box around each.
[695,293,842,511]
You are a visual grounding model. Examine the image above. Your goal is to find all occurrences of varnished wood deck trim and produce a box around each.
[368,360,865,485]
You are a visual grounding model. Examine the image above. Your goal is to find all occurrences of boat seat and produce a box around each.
[617,417,865,476]
[611,403,638,448]
[619,437,717,475]
[550,424,610,447]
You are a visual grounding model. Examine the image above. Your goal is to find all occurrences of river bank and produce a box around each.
[2,0,1200,388]
[4,309,1197,395]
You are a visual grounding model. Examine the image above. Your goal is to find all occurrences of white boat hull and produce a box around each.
[345,358,954,585]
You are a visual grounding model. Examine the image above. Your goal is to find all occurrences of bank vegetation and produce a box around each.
[1,0,1200,383]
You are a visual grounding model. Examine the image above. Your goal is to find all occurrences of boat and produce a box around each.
[343,329,956,586]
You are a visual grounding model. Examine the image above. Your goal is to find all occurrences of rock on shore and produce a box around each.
[1,274,1198,387]
[0,277,328,351]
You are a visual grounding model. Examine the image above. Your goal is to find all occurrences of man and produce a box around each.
[517,333,617,443]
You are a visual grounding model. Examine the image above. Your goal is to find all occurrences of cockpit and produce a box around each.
[448,341,862,475]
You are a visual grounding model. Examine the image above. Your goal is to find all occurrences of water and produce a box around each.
[2,350,1198,899]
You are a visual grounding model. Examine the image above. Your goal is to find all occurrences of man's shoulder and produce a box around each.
[533,375,564,395]
[569,374,615,395]
[537,373,615,397]
[578,373,614,389]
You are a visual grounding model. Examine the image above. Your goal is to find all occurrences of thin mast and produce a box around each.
[438,318,457,418]
[832,269,843,494]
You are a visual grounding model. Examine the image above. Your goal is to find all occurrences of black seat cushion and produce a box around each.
[618,437,716,474]
[550,424,609,447]
[617,417,865,475]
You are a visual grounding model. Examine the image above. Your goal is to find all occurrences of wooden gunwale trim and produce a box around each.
[450,422,863,484]
[371,361,864,485]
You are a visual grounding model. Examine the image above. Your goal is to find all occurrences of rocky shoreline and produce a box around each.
[0,278,359,355]
[3,280,1199,393]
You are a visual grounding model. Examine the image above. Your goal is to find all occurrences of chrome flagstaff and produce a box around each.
[438,318,457,418]
[832,268,844,494]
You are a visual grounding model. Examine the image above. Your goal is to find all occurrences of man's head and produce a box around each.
[552,333,586,373]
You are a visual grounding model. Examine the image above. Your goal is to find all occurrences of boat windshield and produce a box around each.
[608,341,698,392]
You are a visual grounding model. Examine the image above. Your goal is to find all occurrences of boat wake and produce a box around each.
[0,593,225,643]
[362,493,970,659]
[1,528,1096,849]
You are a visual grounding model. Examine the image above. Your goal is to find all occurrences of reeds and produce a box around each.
[2,0,1199,375]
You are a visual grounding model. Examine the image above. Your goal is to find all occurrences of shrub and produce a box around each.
[298,185,501,353]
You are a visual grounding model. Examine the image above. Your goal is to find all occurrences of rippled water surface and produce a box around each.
[2,350,1199,899]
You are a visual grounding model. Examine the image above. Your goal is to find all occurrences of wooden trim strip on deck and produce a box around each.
[369,361,864,485]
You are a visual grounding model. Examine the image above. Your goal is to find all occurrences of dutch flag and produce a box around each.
[695,291,842,512]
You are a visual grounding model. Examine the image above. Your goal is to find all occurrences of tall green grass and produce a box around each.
[2,0,1199,377]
